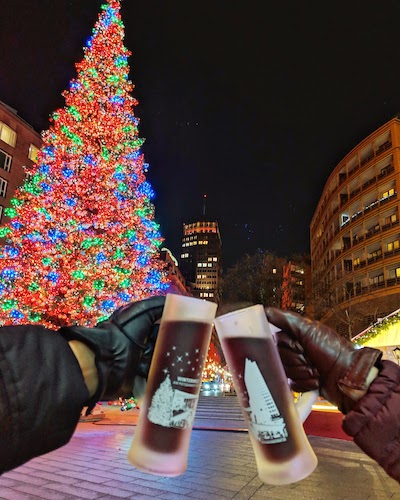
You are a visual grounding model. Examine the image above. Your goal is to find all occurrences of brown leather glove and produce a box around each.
[265,307,382,414]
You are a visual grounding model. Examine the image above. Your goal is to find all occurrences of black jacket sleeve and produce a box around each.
[342,360,400,482]
[0,325,89,474]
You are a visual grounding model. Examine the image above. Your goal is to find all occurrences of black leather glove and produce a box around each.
[265,307,382,414]
[59,296,165,409]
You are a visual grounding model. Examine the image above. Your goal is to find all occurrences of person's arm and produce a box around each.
[68,340,98,397]
[0,296,165,475]
[264,307,400,483]
[342,360,400,481]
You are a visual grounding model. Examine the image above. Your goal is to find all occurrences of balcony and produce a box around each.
[382,218,399,231]
[378,164,395,179]
[336,276,398,303]
[376,141,392,155]
[360,153,375,166]
[384,247,400,258]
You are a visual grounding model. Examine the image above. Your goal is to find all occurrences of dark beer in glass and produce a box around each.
[214,305,318,485]
[128,294,217,476]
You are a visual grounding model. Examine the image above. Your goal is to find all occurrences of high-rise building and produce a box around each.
[0,101,42,223]
[281,257,311,316]
[310,115,400,336]
[179,218,222,303]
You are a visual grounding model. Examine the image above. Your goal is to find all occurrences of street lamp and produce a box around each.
[393,347,400,365]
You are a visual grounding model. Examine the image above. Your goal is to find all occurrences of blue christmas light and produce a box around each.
[62,168,74,178]
[146,270,163,285]
[65,198,76,207]
[137,254,149,268]
[102,299,115,310]
[113,172,125,181]
[1,268,17,279]
[84,155,96,165]
[10,310,24,320]
[47,271,59,283]
[138,181,155,199]
[70,81,81,91]
[96,252,107,263]
[114,190,126,201]
[40,165,50,174]
[40,183,52,192]
[4,246,19,258]
[43,146,55,158]
[110,95,124,105]
[11,221,23,229]
[48,229,67,241]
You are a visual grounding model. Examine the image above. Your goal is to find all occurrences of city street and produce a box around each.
[0,396,399,499]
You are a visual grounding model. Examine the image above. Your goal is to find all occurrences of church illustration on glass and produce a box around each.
[147,375,198,429]
[243,358,288,444]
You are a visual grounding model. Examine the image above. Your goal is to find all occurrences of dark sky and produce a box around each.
[2,0,400,269]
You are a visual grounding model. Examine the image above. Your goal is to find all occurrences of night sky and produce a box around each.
[2,0,400,269]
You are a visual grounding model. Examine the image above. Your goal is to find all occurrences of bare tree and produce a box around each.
[220,250,287,308]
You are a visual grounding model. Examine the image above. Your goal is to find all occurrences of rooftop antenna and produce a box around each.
[203,193,207,218]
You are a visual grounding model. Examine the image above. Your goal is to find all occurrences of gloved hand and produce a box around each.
[59,296,165,409]
[265,307,382,414]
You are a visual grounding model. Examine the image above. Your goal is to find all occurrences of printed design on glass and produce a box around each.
[243,358,288,444]
[147,346,205,430]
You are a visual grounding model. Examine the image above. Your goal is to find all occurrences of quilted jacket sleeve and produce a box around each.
[0,325,89,474]
[342,360,400,482]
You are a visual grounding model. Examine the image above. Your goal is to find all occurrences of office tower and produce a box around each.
[310,115,400,336]
[180,218,222,303]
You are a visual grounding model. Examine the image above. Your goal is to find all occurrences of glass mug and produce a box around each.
[128,293,218,476]
[214,304,318,485]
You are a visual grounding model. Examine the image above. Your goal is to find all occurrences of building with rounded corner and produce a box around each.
[310,116,400,336]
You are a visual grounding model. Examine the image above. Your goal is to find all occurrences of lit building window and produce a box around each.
[28,144,39,162]
[387,241,399,252]
[382,188,395,199]
[0,122,17,147]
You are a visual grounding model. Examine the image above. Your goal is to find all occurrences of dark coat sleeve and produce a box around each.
[0,325,89,474]
[342,360,400,482]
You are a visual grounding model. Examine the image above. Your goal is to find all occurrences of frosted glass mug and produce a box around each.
[128,294,218,476]
[214,304,318,485]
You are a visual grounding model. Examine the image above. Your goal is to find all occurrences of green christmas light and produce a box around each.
[93,280,105,290]
[0,228,11,237]
[72,270,85,280]
[4,208,17,218]
[28,312,41,322]
[83,296,95,307]
[3,299,17,311]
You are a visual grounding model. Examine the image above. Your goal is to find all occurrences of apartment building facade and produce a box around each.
[0,101,42,222]
[310,116,400,336]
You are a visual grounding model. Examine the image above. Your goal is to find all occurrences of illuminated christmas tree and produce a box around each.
[0,0,167,329]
